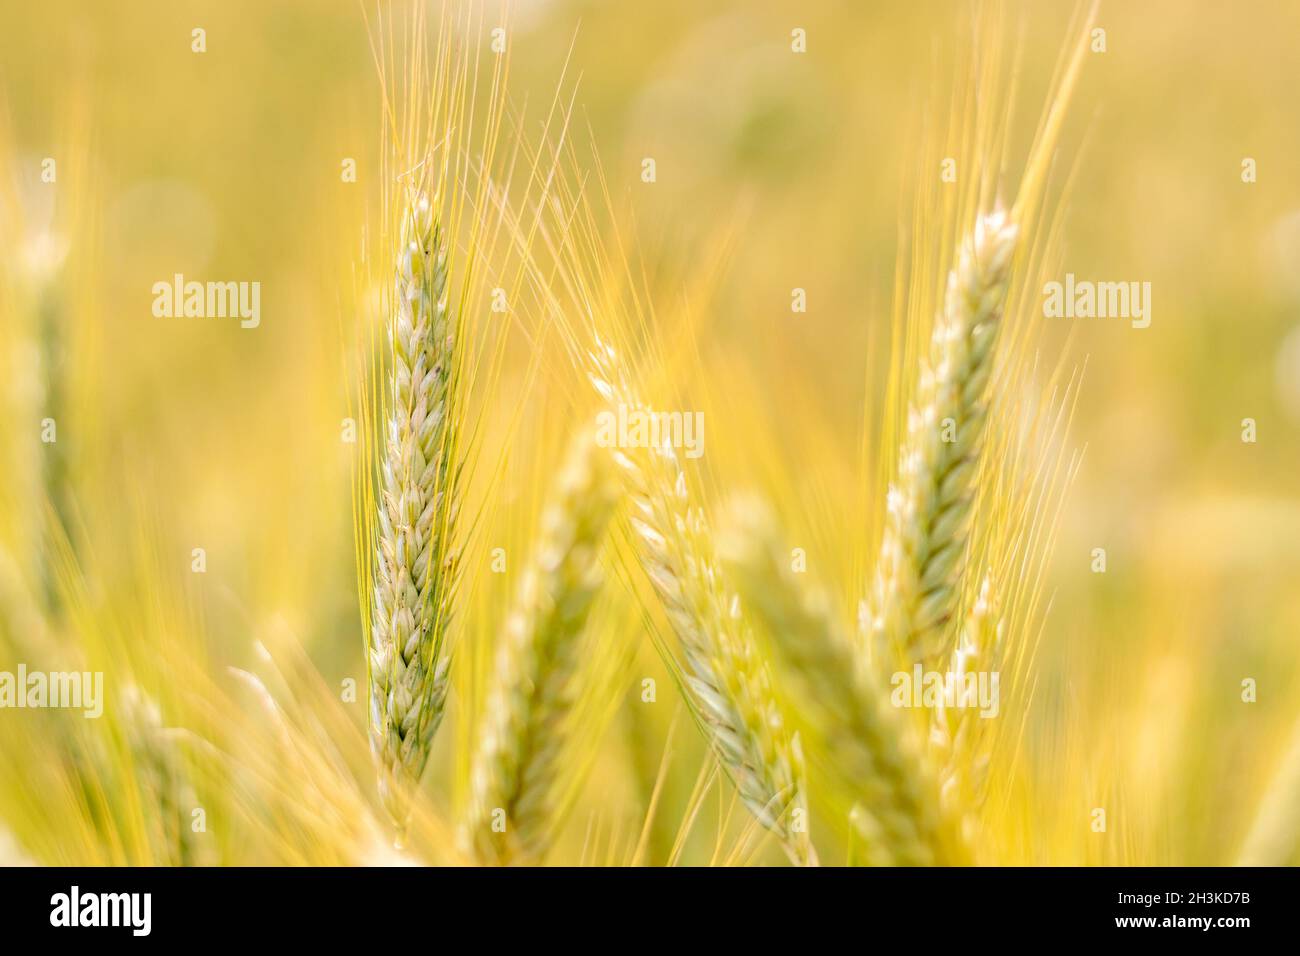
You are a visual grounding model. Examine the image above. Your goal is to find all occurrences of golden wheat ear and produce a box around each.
[720,496,970,866]
[461,434,619,865]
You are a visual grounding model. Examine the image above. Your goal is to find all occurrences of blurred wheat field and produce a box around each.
[1,0,1298,867]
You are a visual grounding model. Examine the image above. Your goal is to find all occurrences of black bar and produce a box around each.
[0,866,1291,942]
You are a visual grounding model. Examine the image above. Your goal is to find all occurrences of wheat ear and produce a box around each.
[463,435,618,864]
[868,209,1019,670]
[368,193,458,831]
[721,497,968,866]
[119,685,211,866]
[929,574,1001,843]
[588,344,813,866]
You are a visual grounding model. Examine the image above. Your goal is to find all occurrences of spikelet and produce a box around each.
[463,435,618,864]
[868,209,1019,671]
[588,343,813,865]
[367,192,459,832]
[721,496,968,866]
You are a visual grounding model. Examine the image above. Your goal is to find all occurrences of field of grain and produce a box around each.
[1,0,1298,868]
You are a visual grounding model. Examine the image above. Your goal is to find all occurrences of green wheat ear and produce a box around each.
[930,574,1002,840]
[868,209,1018,672]
[367,192,459,833]
[463,435,619,865]
[721,495,969,866]
[588,343,815,866]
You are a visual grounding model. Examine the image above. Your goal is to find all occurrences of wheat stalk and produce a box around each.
[867,209,1019,671]
[721,496,968,866]
[587,342,813,865]
[367,192,459,833]
[463,435,618,864]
